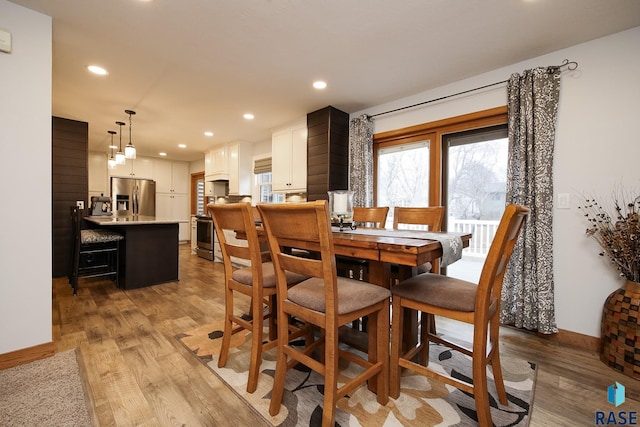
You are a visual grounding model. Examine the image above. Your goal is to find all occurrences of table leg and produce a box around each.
[396,265,420,350]
[367,261,390,288]
[368,262,419,351]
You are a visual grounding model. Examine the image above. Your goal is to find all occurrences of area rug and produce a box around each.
[0,349,93,427]
[176,321,536,426]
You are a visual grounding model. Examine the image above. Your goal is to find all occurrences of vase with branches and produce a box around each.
[580,190,640,380]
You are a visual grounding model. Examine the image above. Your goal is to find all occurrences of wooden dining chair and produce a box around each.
[258,200,391,427]
[353,206,389,229]
[207,202,309,393]
[393,206,444,273]
[393,206,444,230]
[336,206,389,282]
[389,204,529,427]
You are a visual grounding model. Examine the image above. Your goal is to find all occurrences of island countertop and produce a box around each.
[85,215,189,226]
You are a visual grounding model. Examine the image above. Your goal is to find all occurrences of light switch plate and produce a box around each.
[0,29,12,54]
[557,193,570,209]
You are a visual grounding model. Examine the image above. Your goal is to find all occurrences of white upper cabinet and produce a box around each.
[205,144,228,181]
[108,157,154,179]
[88,152,108,197]
[155,160,190,241]
[155,160,189,194]
[228,141,253,195]
[204,141,252,195]
[272,120,307,193]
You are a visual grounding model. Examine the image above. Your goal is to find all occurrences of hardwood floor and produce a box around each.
[53,244,639,426]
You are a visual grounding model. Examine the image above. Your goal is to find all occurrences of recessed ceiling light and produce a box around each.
[87,65,108,75]
[159,152,167,156]
[243,113,254,120]
[204,131,214,137]
[313,81,327,89]
[178,144,186,148]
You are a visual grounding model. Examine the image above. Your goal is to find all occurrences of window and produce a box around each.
[191,172,205,215]
[256,171,284,203]
[374,106,508,278]
[254,157,284,203]
[376,140,430,227]
[444,125,508,282]
[444,125,508,220]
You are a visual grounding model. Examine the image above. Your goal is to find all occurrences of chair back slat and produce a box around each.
[353,207,389,229]
[477,204,530,312]
[208,202,264,277]
[393,206,444,231]
[258,201,339,316]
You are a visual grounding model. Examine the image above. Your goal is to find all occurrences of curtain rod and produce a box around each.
[369,59,578,119]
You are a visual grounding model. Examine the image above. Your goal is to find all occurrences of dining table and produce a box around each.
[325,226,470,287]
[240,224,472,349]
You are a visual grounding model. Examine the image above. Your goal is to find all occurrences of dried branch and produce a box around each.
[579,190,640,282]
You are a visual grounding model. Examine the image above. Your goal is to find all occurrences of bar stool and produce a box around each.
[69,206,123,295]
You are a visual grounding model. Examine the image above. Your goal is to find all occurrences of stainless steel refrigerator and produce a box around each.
[110,177,156,216]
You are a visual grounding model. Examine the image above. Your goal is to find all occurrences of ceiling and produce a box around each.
[9,0,640,162]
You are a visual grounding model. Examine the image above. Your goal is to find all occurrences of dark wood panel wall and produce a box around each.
[306,106,349,201]
[52,116,88,277]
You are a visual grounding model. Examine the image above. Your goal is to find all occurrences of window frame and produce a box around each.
[191,171,205,215]
[373,106,507,208]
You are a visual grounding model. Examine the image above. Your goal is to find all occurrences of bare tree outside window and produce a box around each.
[377,141,429,226]
[445,128,508,282]
[447,138,507,221]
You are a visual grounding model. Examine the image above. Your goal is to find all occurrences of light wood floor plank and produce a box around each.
[52,244,639,426]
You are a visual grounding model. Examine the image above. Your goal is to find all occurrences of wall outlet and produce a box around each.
[76,200,84,209]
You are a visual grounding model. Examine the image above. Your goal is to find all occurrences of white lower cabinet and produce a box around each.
[157,193,190,241]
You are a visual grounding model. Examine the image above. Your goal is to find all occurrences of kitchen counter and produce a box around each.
[86,215,188,225]
[85,215,183,289]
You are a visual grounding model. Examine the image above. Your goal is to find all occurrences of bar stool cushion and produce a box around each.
[232,262,309,288]
[80,229,124,244]
[391,272,479,312]
[288,277,391,315]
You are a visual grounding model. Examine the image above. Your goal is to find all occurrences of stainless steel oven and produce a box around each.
[196,215,214,260]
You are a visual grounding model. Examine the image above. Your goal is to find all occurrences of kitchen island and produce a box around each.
[85,215,187,290]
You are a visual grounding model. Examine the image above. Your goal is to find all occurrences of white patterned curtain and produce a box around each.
[349,115,374,207]
[501,67,560,334]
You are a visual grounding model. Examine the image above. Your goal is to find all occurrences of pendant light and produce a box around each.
[107,130,117,169]
[124,109,137,159]
[115,121,126,165]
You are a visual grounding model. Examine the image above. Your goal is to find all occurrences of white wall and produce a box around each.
[353,27,640,338]
[0,1,52,354]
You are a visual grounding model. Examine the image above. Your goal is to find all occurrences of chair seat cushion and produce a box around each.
[288,277,391,315]
[80,229,124,244]
[392,273,477,312]
[232,262,308,288]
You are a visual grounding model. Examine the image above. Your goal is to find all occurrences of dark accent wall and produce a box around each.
[306,106,349,201]
[52,117,88,277]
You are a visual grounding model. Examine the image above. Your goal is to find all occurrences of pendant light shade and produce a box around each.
[115,121,126,165]
[125,109,137,159]
[107,130,117,169]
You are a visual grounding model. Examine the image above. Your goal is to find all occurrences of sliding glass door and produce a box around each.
[443,125,508,282]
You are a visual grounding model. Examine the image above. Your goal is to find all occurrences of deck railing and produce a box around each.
[448,218,500,258]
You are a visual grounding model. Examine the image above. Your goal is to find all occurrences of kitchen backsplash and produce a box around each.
[208,192,307,205]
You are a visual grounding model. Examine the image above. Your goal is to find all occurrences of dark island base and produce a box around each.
[111,223,179,290]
